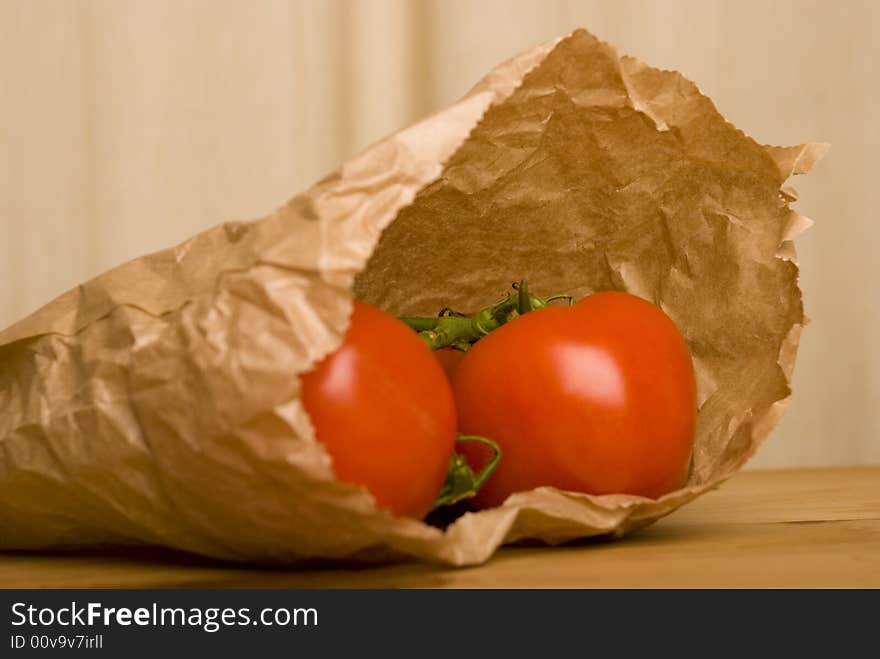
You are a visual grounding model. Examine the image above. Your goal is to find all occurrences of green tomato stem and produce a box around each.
[400,279,572,351]
[430,434,502,511]
[398,316,440,332]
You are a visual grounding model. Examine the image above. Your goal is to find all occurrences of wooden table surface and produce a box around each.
[1,467,878,589]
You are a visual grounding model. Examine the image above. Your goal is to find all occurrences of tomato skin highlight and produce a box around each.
[300,301,457,519]
[452,291,696,508]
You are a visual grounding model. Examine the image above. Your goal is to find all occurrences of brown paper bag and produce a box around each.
[0,29,826,566]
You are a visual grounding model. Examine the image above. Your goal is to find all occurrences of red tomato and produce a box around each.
[300,301,457,519]
[453,291,696,507]
[434,347,468,381]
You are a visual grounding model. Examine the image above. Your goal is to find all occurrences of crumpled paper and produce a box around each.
[0,29,827,566]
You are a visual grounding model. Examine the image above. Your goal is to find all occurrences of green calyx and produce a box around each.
[400,279,573,351]
[430,435,502,511]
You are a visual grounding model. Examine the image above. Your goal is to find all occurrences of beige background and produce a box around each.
[1,0,877,469]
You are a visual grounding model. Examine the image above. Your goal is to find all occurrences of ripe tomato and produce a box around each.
[300,301,457,519]
[453,291,696,507]
[433,347,468,381]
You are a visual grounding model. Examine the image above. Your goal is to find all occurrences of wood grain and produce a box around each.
[1,467,877,588]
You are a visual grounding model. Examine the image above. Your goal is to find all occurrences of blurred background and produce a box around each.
[1,0,877,469]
